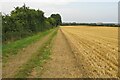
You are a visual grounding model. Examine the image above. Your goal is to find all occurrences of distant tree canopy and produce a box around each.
[62,22,119,27]
[2,4,62,43]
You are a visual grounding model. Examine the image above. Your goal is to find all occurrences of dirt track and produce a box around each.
[2,31,53,78]
[30,29,82,78]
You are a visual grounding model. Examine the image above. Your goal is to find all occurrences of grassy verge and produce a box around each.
[3,29,54,62]
[14,28,58,78]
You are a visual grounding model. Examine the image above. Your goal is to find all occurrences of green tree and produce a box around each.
[2,4,62,43]
[50,14,62,26]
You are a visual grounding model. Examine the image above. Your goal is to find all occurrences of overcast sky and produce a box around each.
[0,0,119,23]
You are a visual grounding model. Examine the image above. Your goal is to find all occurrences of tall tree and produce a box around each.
[50,14,62,26]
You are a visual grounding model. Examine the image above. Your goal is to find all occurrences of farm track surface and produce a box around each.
[30,29,82,78]
[2,31,54,78]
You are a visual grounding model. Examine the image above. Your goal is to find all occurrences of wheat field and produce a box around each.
[61,26,118,78]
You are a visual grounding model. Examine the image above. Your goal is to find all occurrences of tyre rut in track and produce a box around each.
[38,29,82,78]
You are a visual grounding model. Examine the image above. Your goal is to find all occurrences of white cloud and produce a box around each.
[0,0,78,5]
[0,0,118,23]
[0,0,119,3]
[0,0,76,2]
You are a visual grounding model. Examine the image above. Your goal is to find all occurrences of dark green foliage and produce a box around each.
[62,22,119,27]
[51,14,62,27]
[2,4,62,43]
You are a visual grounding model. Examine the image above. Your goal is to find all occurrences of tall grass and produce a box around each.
[3,29,54,62]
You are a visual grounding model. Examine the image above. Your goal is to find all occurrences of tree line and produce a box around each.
[62,22,120,27]
[2,4,62,43]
